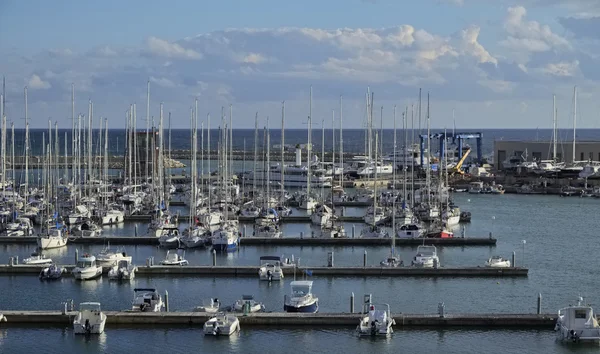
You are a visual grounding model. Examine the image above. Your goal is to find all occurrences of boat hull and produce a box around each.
[73,267,103,280]
[37,236,67,250]
[284,301,318,313]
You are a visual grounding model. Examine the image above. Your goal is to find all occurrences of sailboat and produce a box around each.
[299,87,317,210]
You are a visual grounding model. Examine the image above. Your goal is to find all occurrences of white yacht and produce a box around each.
[212,221,239,252]
[364,206,387,226]
[198,209,224,227]
[485,256,511,268]
[2,217,34,236]
[253,224,282,238]
[108,259,137,280]
[411,245,440,268]
[396,223,425,239]
[284,280,319,313]
[22,254,53,265]
[72,254,103,280]
[203,314,240,336]
[160,250,189,266]
[95,246,132,267]
[158,230,181,248]
[194,298,220,313]
[442,206,461,227]
[310,204,334,227]
[239,201,260,218]
[73,302,106,335]
[555,297,600,342]
[258,256,284,281]
[37,228,68,250]
[130,288,165,312]
[298,193,317,211]
[356,304,395,337]
[180,227,210,248]
[70,220,102,237]
[232,295,265,313]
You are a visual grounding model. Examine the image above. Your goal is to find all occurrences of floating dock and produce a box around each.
[0,264,528,277]
[0,311,556,328]
[0,236,497,246]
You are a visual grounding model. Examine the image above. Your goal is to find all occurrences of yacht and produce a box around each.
[108,259,137,280]
[72,254,103,280]
[380,254,403,267]
[239,201,260,218]
[73,302,106,335]
[194,298,220,313]
[442,206,461,227]
[384,144,428,169]
[2,217,34,236]
[356,304,395,337]
[39,263,65,280]
[37,228,68,250]
[298,193,317,211]
[130,288,165,312]
[360,225,389,238]
[212,221,239,252]
[232,295,265,313]
[180,227,210,248]
[203,314,240,336]
[95,246,132,267]
[253,223,282,238]
[255,208,280,226]
[310,204,334,227]
[258,256,284,281]
[284,280,319,313]
[160,250,189,266]
[100,206,125,225]
[158,229,181,248]
[555,297,600,342]
[247,161,332,189]
[70,220,103,237]
[22,254,53,265]
[411,245,440,268]
[485,256,511,268]
[364,206,387,226]
[68,205,91,225]
[317,223,347,238]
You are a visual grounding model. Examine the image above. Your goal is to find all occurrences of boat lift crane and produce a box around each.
[419,132,483,166]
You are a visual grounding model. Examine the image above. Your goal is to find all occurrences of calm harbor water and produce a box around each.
[3,193,600,352]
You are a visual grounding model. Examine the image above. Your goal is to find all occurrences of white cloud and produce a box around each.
[146,36,203,60]
[27,74,51,89]
[149,76,177,88]
[540,60,580,76]
[242,53,268,64]
[457,26,498,65]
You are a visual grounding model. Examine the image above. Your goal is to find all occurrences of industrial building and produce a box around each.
[494,140,600,169]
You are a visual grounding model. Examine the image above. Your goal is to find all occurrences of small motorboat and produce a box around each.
[130,288,165,312]
[555,297,600,342]
[73,302,107,335]
[108,259,137,280]
[485,256,511,268]
[158,232,181,248]
[284,280,319,313]
[22,254,53,265]
[356,304,395,337]
[380,254,403,267]
[72,254,103,280]
[360,225,389,238]
[232,295,265,313]
[459,211,472,223]
[411,245,440,268]
[95,245,132,267]
[39,264,65,280]
[258,256,284,281]
[160,250,189,266]
[203,314,240,336]
[195,298,220,313]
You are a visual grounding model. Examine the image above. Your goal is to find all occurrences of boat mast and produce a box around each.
[253,112,258,195]
[207,114,211,209]
[266,118,270,206]
[573,86,577,163]
[71,83,75,182]
[331,108,335,189]
[146,80,150,182]
[553,94,557,161]
[281,101,285,202]
[321,117,325,201]
[307,86,312,197]
[24,87,29,204]
[392,106,397,253]
[339,96,343,188]
[426,93,431,207]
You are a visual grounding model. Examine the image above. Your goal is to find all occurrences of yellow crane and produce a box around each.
[451,148,471,175]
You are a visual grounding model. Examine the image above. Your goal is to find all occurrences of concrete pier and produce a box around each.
[0,264,528,277]
[0,236,497,246]
[0,311,556,328]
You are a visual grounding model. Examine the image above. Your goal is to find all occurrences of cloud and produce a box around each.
[457,25,497,65]
[149,76,177,88]
[146,36,203,60]
[27,74,51,89]
[559,16,600,39]
[242,53,268,64]
[540,60,580,77]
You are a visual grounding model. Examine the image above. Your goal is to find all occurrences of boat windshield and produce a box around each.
[76,260,95,268]
[80,303,101,312]
[292,285,311,297]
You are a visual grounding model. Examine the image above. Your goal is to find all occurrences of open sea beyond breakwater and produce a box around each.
[2,193,600,353]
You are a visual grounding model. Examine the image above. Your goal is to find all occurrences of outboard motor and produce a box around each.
[84,319,92,334]
[267,270,273,282]
[212,322,221,336]
[370,320,377,336]
[569,329,579,342]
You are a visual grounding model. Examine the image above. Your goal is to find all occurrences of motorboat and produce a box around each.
[37,228,68,250]
[356,304,395,337]
[360,225,389,238]
[195,298,220,313]
[160,250,189,266]
[310,204,333,227]
[555,297,600,342]
[39,263,65,280]
[411,245,440,268]
[180,231,209,249]
[203,314,240,336]
[442,206,460,227]
[130,288,165,312]
[72,254,103,280]
[284,280,319,313]
[70,220,103,237]
[73,302,106,335]
[22,254,53,265]
[108,259,137,280]
[396,223,425,239]
[380,254,403,267]
[364,206,387,226]
[459,211,472,223]
[258,256,284,281]
[232,295,265,313]
[158,231,181,248]
[100,207,125,225]
[240,201,261,218]
[485,256,511,268]
[95,246,132,267]
[255,208,280,226]
[468,181,484,194]
[316,224,347,238]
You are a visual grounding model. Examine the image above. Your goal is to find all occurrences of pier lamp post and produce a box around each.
[522,240,526,266]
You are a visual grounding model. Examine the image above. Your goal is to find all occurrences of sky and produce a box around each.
[2,0,600,129]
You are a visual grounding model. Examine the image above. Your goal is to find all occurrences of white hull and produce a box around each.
[37,236,67,250]
[73,267,103,280]
[203,316,240,336]
[101,211,125,225]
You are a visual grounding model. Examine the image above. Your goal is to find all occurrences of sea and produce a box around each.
[1,129,600,353]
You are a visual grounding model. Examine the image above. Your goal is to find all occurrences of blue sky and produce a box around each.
[2,0,600,129]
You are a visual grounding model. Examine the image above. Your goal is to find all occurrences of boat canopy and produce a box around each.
[79,302,102,311]
[260,256,282,261]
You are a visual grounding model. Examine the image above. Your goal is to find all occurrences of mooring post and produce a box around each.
[8,257,12,267]
[537,293,542,314]
[300,231,304,239]
[350,292,355,313]
[243,225,247,238]
[352,225,355,238]
[212,249,217,266]
[75,249,79,263]
[438,302,445,318]
[164,290,169,312]
[327,251,334,267]
[134,225,138,237]
[363,250,367,267]
[512,251,516,268]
